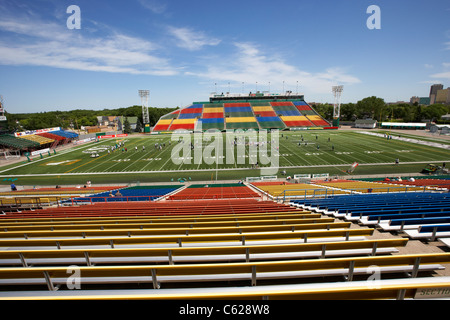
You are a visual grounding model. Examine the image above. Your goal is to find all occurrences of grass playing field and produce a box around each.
[0,130,449,185]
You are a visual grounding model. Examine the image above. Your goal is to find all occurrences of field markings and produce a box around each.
[340,132,406,163]
[2,131,449,178]
[2,160,448,178]
[352,131,450,161]
[64,152,110,173]
[0,141,101,174]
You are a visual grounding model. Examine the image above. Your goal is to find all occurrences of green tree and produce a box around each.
[123,117,132,134]
[340,103,357,121]
[135,119,142,133]
[356,96,386,120]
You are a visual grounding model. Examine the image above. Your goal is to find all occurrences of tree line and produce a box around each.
[4,96,450,133]
[5,105,178,133]
[312,96,450,124]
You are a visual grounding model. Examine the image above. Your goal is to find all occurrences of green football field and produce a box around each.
[0,130,449,185]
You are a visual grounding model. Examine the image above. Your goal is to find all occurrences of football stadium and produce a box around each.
[0,91,449,303]
[1,0,450,309]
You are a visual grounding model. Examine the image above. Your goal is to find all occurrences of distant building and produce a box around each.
[97,116,120,129]
[410,96,420,104]
[419,97,430,105]
[435,88,450,105]
[410,96,431,105]
[354,119,377,129]
[430,84,444,105]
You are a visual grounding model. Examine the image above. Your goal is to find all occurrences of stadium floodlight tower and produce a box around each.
[332,85,343,127]
[139,90,150,133]
[0,95,4,115]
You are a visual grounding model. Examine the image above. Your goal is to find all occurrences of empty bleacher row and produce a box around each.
[375,178,450,191]
[249,179,432,201]
[0,186,126,207]
[152,100,330,132]
[311,179,430,194]
[251,181,348,200]
[167,183,260,200]
[72,185,183,203]
[290,192,450,241]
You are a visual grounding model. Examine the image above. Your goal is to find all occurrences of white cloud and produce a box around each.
[137,0,167,14]
[430,71,450,80]
[0,13,178,76]
[443,62,450,68]
[168,26,221,51]
[188,42,361,94]
[424,64,434,69]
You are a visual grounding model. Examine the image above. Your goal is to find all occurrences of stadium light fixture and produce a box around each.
[139,90,150,125]
[332,85,344,118]
[332,85,344,127]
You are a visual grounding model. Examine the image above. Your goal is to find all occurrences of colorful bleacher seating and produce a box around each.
[0,182,449,300]
[73,185,182,203]
[168,183,259,200]
[290,192,450,242]
[152,97,330,132]
[0,134,40,149]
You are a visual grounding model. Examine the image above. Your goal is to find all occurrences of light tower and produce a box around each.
[0,95,5,120]
[332,85,343,127]
[139,90,150,132]
[0,95,4,116]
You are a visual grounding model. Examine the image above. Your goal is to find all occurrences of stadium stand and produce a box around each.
[51,130,78,139]
[0,186,127,207]
[256,116,286,129]
[280,116,314,128]
[311,179,427,193]
[376,178,450,191]
[290,192,450,241]
[0,185,450,300]
[2,276,449,300]
[306,115,330,127]
[167,183,259,200]
[225,117,259,130]
[251,181,348,200]
[152,119,172,132]
[18,135,54,146]
[37,132,67,148]
[0,134,40,150]
[151,94,330,132]
[168,118,197,131]
[73,185,182,203]
[196,118,225,131]
[177,104,203,119]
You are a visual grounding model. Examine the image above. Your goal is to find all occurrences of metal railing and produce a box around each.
[276,185,436,202]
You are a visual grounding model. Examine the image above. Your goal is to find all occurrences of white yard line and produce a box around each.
[1,160,448,178]
[358,131,450,150]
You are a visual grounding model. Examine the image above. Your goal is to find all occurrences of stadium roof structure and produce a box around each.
[152,93,331,132]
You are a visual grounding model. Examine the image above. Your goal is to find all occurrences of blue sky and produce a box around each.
[0,0,449,113]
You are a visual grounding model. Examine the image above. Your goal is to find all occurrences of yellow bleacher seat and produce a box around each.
[203,107,224,113]
[226,117,257,123]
